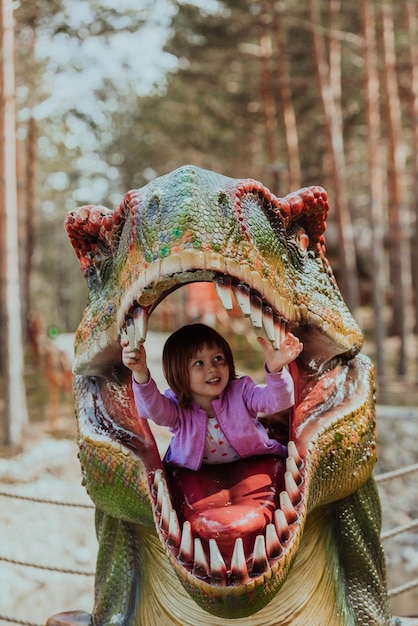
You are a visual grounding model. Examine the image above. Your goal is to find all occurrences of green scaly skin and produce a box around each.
[50,165,394,625]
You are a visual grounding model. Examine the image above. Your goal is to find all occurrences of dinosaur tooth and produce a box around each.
[250,292,263,328]
[273,316,286,349]
[133,307,148,345]
[230,537,249,584]
[126,317,136,350]
[160,494,172,532]
[266,523,282,559]
[214,275,234,310]
[179,521,194,564]
[193,538,210,578]
[251,535,269,575]
[233,282,251,316]
[209,538,228,583]
[285,471,302,506]
[262,304,276,346]
[288,441,303,468]
[280,491,298,524]
[286,456,302,485]
[153,468,163,491]
[156,479,165,512]
[167,510,181,548]
[274,508,290,543]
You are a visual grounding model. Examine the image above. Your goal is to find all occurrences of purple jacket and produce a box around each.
[132,368,294,471]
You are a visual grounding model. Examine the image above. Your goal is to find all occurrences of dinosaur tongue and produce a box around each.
[168,456,285,565]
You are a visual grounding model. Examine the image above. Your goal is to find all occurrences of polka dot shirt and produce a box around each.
[202,416,240,464]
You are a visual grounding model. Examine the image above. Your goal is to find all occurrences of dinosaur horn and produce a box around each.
[65,203,126,274]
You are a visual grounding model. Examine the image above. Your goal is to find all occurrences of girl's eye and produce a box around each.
[214,354,225,363]
[193,360,203,367]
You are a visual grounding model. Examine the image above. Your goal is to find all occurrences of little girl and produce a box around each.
[121,323,302,471]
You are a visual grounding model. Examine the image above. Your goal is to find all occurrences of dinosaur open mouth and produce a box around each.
[114,266,323,593]
[73,242,369,616]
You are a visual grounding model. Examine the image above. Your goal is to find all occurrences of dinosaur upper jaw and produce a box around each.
[73,247,363,378]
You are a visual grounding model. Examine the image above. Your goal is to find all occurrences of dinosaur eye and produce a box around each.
[83,245,113,289]
[296,229,309,251]
[93,249,113,282]
[286,226,309,270]
[83,264,101,289]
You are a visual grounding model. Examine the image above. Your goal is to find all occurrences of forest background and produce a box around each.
[1,0,418,444]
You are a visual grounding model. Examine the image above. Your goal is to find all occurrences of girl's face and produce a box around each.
[188,343,229,410]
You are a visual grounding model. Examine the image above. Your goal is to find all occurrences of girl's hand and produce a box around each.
[257,333,303,373]
[121,337,149,384]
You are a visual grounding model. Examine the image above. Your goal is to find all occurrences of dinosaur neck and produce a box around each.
[137,514,345,626]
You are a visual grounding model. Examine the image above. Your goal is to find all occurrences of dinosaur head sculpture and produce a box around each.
[62,165,390,625]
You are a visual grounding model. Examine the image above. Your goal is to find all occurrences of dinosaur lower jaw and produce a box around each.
[150,446,305,589]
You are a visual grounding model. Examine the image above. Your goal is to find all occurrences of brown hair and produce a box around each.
[162,323,236,408]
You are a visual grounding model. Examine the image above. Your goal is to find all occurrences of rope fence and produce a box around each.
[0,616,43,626]
[1,462,417,625]
[375,462,418,483]
[0,555,94,576]
[0,490,94,509]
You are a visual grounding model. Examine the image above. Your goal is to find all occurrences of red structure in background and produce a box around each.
[151,282,241,332]
[186,282,228,325]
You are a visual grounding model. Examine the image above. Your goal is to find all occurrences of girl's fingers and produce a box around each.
[257,336,271,351]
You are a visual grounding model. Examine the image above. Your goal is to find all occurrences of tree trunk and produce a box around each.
[405,0,418,335]
[16,20,37,342]
[362,0,386,378]
[24,116,36,337]
[0,0,29,446]
[259,28,280,194]
[308,0,360,315]
[272,5,302,191]
[381,0,411,375]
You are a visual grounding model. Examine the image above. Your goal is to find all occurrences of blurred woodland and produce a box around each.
[1,0,418,444]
